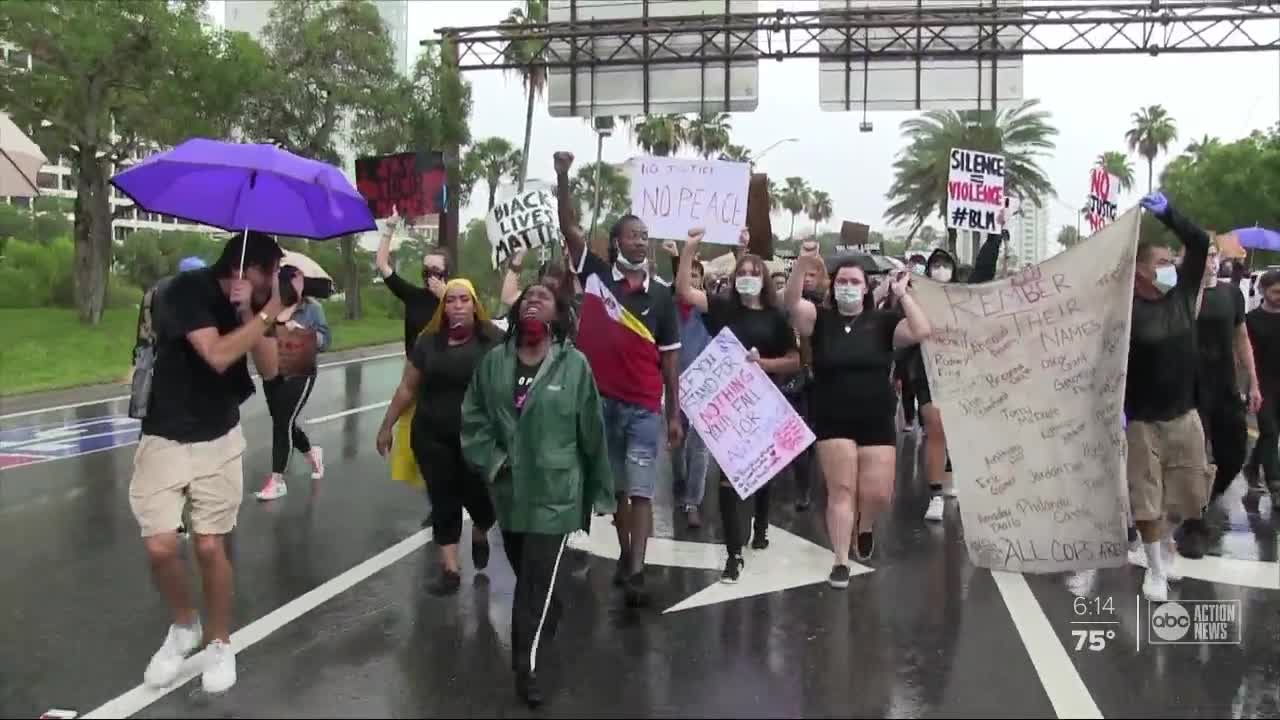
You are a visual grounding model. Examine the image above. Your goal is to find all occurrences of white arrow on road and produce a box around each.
[567,515,873,613]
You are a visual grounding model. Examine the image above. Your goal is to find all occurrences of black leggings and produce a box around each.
[1198,395,1248,502]
[412,429,496,546]
[1245,390,1280,494]
[719,482,771,557]
[266,375,315,474]
[503,531,569,675]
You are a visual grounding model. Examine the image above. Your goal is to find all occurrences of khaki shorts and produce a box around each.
[1126,411,1210,522]
[129,425,246,537]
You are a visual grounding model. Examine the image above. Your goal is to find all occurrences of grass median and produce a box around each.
[1,306,402,397]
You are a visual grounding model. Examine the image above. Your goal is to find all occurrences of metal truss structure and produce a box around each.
[438,1,1280,70]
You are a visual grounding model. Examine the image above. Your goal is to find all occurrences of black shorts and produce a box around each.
[812,399,898,447]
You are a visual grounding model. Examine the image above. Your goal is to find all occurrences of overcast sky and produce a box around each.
[221,1,1280,237]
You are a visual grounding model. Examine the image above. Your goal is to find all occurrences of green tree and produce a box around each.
[688,112,732,159]
[0,0,268,323]
[458,218,502,311]
[1125,104,1178,193]
[1057,224,1082,250]
[767,179,781,212]
[469,137,521,209]
[780,177,811,241]
[721,143,752,164]
[502,0,547,191]
[1096,151,1136,193]
[807,189,833,237]
[244,0,404,321]
[571,162,631,234]
[886,101,1056,251]
[1185,134,1221,161]
[633,115,688,157]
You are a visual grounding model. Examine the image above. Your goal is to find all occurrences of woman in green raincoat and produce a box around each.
[460,282,614,709]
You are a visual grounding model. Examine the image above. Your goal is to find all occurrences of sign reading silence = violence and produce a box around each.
[630,156,750,245]
[947,148,1006,233]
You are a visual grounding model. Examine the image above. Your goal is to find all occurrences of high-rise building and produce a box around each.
[225,0,411,77]
[1011,200,1049,266]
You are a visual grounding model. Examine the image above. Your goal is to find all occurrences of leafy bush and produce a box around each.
[0,238,73,306]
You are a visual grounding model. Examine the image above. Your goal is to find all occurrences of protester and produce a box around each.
[1175,244,1261,555]
[460,282,614,709]
[1125,191,1212,601]
[788,243,826,511]
[500,248,581,336]
[376,279,500,595]
[131,231,287,694]
[1244,269,1280,510]
[555,150,683,608]
[676,228,800,583]
[771,270,788,298]
[785,248,931,587]
[660,240,712,529]
[256,270,330,502]
[375,207,451,356]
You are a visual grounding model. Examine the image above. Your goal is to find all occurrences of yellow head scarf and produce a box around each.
[424,277,491,335]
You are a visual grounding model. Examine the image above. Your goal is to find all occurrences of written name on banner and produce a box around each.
[678,329,815,499]
[1084,166,1119,234]
[631,156,749,246]
[486,190,560,269]
[947,148,1005,233]
[912,208,1141,573]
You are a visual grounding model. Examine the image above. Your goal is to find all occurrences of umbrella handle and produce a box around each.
[238,228,247,279]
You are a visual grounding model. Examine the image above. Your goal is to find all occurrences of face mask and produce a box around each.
[735,276,763,297]
[615,253,647,273]
[834,285,864,311]
[447,321,472,341]
[1155,265,1178,290]
[913,264,926,275]
[424,269,445,284]
[518,317,550,346]
[931,266,953,283]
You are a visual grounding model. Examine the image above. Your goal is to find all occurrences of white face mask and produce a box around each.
[615,253,647,273]
[834,285,864,311]
[912,263,926,275]
[931,266,953,283]
[1155,265,1178,290]
[735,275,763,297]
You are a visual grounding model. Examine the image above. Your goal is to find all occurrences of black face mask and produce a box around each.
[423,269,446,284]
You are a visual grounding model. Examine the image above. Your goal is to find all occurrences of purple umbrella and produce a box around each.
[1231,227,1280,252]
[110,138,376,240]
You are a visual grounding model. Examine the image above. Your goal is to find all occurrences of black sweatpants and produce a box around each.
[719,482,771,557]
[412,429,496,546]
[503,531,569,675]
[1197,393,1248,502]
[1245,390,1280,494]
[265,374,315,474]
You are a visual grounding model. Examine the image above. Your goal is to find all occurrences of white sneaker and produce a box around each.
[1142,569,1168,602]
[924,496,945,522]
[308,447,325,480]
[201,639,236,694]
[143,621,202,688]
[255,476,287,501]
[1163,539,1183,583]
[1127,540,1145,568]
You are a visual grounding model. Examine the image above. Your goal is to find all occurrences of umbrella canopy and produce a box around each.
[1231,227,1280,253]
[281,249,335,299]
[110,139,376,240]
[0,112,47,198]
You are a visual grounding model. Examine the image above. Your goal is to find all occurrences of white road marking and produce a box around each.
[304,401,390,425]
[1126,553,1278,590]
[83,528,433,720]
[992,571,1102,719]
[0,351,403,421]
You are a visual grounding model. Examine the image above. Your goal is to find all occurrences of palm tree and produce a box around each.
[767,179,781,212]
[501,0,547,191]
[1057,224,1081,249]
[780,177,812,241]
[807,190,833,237]
[1095,151,1136,193]
[687,112,732,159]
[1185,134,1220,160]
[885,100,1057,246]
[720,143,752,164]
[1125,104,1178,193]
[633,114,688,157]
[468,137,521,210]
[570,162,631,228]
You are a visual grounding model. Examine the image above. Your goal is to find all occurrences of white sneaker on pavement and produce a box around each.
[308,447,325,480]
[143,621,202,688]
[255,475,287,501]
[924,496,945,522]
[1141,569,1168,602]
[201,639,237,694]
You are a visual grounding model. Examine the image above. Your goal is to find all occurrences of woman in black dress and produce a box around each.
[784,249,931,587]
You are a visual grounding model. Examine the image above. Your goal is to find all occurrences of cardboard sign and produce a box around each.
[631,156,749,245]
[679,329,816,499]
[947,149,1006,233]
[840,221,869,247]
[1084,166,1119,234]
[355,152,447,220]
[911,208,1141,573]
[486,189,560,268]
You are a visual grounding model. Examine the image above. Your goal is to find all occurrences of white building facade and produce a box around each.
[1010,200,1049,266]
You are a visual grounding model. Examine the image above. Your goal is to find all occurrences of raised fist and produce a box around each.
[554,151,575,175]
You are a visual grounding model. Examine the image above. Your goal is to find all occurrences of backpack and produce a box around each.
[128,276,175,420]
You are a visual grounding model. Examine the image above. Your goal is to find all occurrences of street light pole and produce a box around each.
[754,137,799,164]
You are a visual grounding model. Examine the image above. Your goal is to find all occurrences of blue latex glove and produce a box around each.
[1140,191,1169,216]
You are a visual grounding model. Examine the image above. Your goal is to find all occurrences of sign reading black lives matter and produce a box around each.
[911,208,1141,573]
[486,190,561,269]
[946,148,1006,233]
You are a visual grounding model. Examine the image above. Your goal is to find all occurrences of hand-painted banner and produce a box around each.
[631,156,749,245]
[679,329,815,499]
[1084,166,1119,234]
[912,208,1140,573]
[947,148,1005,233]
[486,189,561,268]
[354,152,446,220]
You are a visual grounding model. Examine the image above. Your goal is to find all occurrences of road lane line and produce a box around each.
[304,401,390,425]
[83,528,432,719]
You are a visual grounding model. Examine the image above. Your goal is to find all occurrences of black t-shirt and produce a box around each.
[385,271,440,356]
[810,307,901,418]
[705,295,796,371]
[514,358,542,414]
[1196,282,1245,399]
[410,332,492,437]
[1246,308,1280,395]
[142,269,255,443]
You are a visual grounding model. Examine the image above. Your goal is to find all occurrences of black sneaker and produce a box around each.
[828,564,851,589]
[516,671,543,709]
[613,557,630,587]
[473,539,491,571]
[1175,519,1207,559]
[751,527,769,550]
[721,554,744,584]
[429,569,461,596]
[854,531,875,561]
[624,571,649,608]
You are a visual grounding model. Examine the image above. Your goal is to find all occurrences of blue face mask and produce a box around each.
[1155,265,1178,290]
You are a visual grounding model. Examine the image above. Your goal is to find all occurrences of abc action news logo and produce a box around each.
[1148,600,1242,645]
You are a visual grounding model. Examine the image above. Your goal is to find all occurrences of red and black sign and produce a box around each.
[355,151,447,219]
